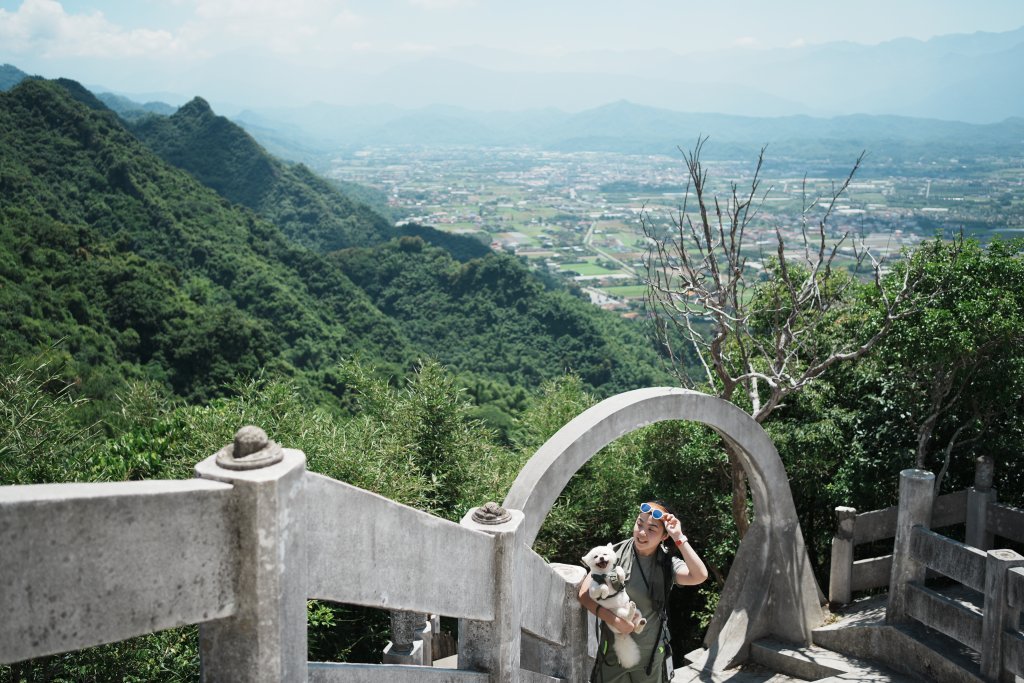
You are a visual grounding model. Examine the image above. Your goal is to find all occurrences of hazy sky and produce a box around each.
[3,0,1024,107]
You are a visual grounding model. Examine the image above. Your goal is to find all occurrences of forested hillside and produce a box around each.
[130,95,487,259]
[0,76,668,416]
[123,90,664,400]
[131,97,397,253]
[0,78,412,407]
[334,238,667,395]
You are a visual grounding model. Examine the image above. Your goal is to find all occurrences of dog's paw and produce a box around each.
[634,617,647,634]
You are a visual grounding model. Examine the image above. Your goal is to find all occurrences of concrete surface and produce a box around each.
[304,472,496,620]
[0,479,236,664]
[195,445,309,682]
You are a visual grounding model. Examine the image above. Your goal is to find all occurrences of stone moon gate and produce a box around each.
[0,387,824,681]
[505,387,825,669]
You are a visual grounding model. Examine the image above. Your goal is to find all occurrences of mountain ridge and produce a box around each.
[0,77,670,415]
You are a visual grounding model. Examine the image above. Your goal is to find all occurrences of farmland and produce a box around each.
[328,146,1024,314]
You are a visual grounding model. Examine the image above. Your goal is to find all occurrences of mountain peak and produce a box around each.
[177,96,214,118]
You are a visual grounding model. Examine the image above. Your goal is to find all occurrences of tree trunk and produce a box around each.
[726,442,751,538]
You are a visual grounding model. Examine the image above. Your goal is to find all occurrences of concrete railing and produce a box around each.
[829,455,999,605]
[0,427,591,682]
[885,469,1024,683]
[0,479,237,665]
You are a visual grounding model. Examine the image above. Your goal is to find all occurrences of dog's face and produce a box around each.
[581,543,617,573]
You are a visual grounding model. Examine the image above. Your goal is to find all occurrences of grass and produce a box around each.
[604,285,648,298]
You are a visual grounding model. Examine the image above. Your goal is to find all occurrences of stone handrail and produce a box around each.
[3,387,830,681]
[0,479,236,664]
[0,428,591,682]
[828,489,969,603]
[988,502,1024,545]
[885,469,1024,682]
[828,454,999,605]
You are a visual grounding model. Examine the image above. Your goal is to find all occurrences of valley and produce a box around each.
[327,145,1024,313]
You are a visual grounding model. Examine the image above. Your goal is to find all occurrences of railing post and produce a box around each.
[829,506,857,605]
[886,469,935,624]
[520,563,591,681]
[981,549,1024,681]
[194,426,308,682]
[383,610,429,665]
[967,456,997,551]
[554,563,592,681]
[459,502,525,682]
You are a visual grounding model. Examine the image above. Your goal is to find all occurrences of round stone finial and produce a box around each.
[215,425,284,470]
[234,425,268,458]
[472,501,511,525]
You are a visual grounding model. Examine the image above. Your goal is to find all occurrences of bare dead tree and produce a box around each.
[643,137,922,537]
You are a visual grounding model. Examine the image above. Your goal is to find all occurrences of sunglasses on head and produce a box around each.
[639,502,665,520]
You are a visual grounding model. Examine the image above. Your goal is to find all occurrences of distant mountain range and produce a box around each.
[6,55,1024,167]
[45,25,1020,125]
[234,99,1024,167]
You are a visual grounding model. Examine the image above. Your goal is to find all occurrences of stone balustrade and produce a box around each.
[829,455,1001,605]
[0,426,593,682]
[882,468,1024,683]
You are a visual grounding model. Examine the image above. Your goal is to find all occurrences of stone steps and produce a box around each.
[682,636,920,683]
[672,662,806,683]
[749,639,918,682]
[681,646,809,682]
[813,593,985,683]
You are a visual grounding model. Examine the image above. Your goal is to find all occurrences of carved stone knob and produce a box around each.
[216,426,284,470]
[472,502,511,525]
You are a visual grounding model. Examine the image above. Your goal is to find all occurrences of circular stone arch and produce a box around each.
[502,387,824,670]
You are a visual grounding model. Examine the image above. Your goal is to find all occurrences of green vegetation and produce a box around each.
[333,239,668,398]
[0,79,413,413]
[131,97,397,253]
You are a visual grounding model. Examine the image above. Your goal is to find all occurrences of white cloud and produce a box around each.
[0,0,181,58]
[732,36,758,48]
[789,37,808,48]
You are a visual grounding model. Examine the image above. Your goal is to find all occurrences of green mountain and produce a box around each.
[1,77,669,424]
[96,92,176,121]
[131,96,488,260]
[131,97,398,253]
[0,78,410,404]
[333,238,668,394]
[125,93,662,392]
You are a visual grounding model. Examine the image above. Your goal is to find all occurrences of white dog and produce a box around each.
[582,543,647,668]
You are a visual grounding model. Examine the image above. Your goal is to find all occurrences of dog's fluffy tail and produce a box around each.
[612,633,640,669]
